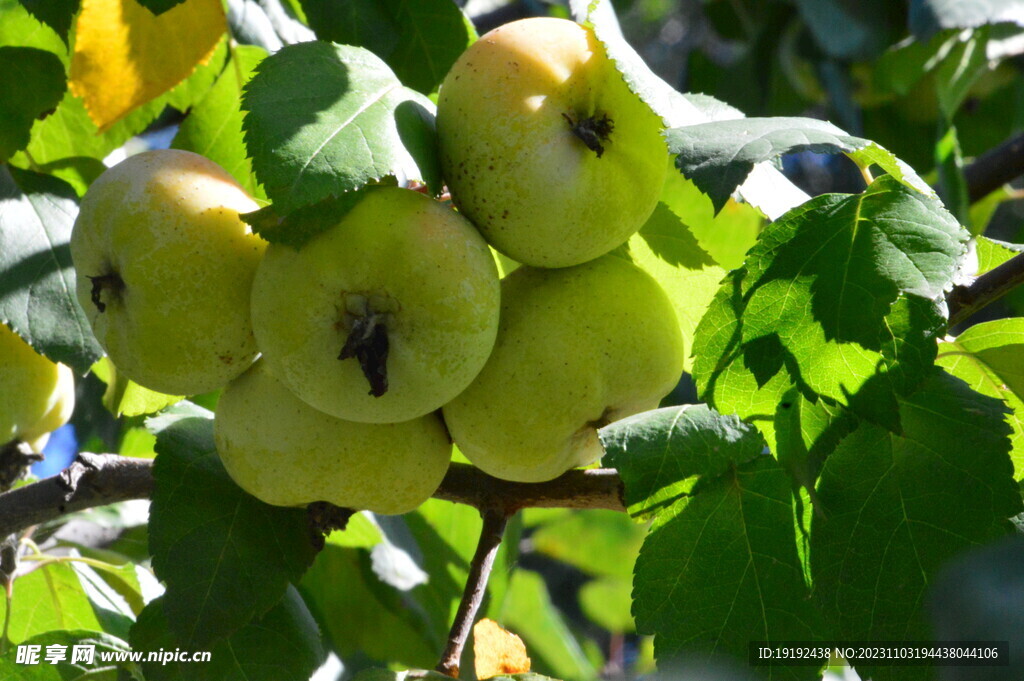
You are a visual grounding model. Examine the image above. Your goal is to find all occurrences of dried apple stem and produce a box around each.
[436,508,509,678]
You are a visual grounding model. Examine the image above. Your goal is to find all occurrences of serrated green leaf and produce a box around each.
[0,0,67,63]
[934,28,990,118]
[697,176,965,430]
[242,41,441,214]
[16,0,78,45]
[601,404,766,521]
[172,44,267,199]
[659,169,763,271]
[773,389,855,495]
[91,357,182,418]
[499,569,598,681]
[617,202,723,374]
[300,0,476,94]
[0,46,65,160]
[30,156,106,197]
[529,510,645,580]
[146,403,319,647]
[130,587,324,681]
[0,629,130,680]
[632,456,822,678]
[1,562,103,643]
[0,165,101,373]
[668,117,933,213]
[977,235,1024,272]
[239,190,364,248]
[811,370,1022,681]
[691,270,799,444]
[937,318,1024,479]
[910,0,1024,40]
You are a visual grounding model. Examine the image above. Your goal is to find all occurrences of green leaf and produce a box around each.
[1,562,103,643]
[933,28,990,118]
[937,318,1024,479]
[242,41,441,214]
[529,509,646,580]
[811,370,1022,681]
[579,576,635,633]
[146,403,319,647]
[910,0,1024,40]
[130,587,325,681]
[0,165,101,373]
[0,629,131,680]
[163,37,229,115]
[668,117,934,213]
[631,456,822,677]
[659,170,763,271]
[239,191,365,249]
[298,541,438,667]
[0,47,65,160]
[601,404,766,521]
[773,390,856,495]
[91,357,183,418]
[0,0,67,63]
[691,270,798,444]
[935,121,969,225]
[616,201,724,374]
[172,44,268,199]
[696,176,966,430]
[300,0,476,94]
[16,0,78,45]
[499,569,598,680]
[977,235,1024,273]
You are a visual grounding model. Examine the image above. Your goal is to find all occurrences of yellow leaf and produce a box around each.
[70,0,225,131]
[473,618,531,680]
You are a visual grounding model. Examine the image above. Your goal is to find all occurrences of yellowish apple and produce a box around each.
[214,360,452,515]
[0,323,74,446]
[437,17,667,268]
[442,254,685,483]
[251,187,500,424]
[71,149,266,395]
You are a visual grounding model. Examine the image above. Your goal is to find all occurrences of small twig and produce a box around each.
[436,508,509,678]
[964,132,1024,204]
[947,251,1024,327]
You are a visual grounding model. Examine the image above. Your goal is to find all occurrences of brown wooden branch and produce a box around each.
[435,509,509,678]
[0,456,624,541]
[0,452,154,539]
[965,132,1024,204]
[947,250,1024,327]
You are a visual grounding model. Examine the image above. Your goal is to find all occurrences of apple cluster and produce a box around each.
[69,17,684,514]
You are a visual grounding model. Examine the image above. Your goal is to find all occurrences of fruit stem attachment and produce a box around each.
[87,273,124,313]
[562,112,614,158]
[338,311,390,397]
[436,508,509,678]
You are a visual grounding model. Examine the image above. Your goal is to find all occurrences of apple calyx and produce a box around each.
[87,272,125,313]
[562,112,614,158]
[338,310,390,397]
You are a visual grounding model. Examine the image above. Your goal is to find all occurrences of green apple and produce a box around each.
[251,187,500,424]
[214,360,452,514]
[437,17,667,268]
[442,254,685,483]
[71,149,266,396]
[0,323,74,446]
